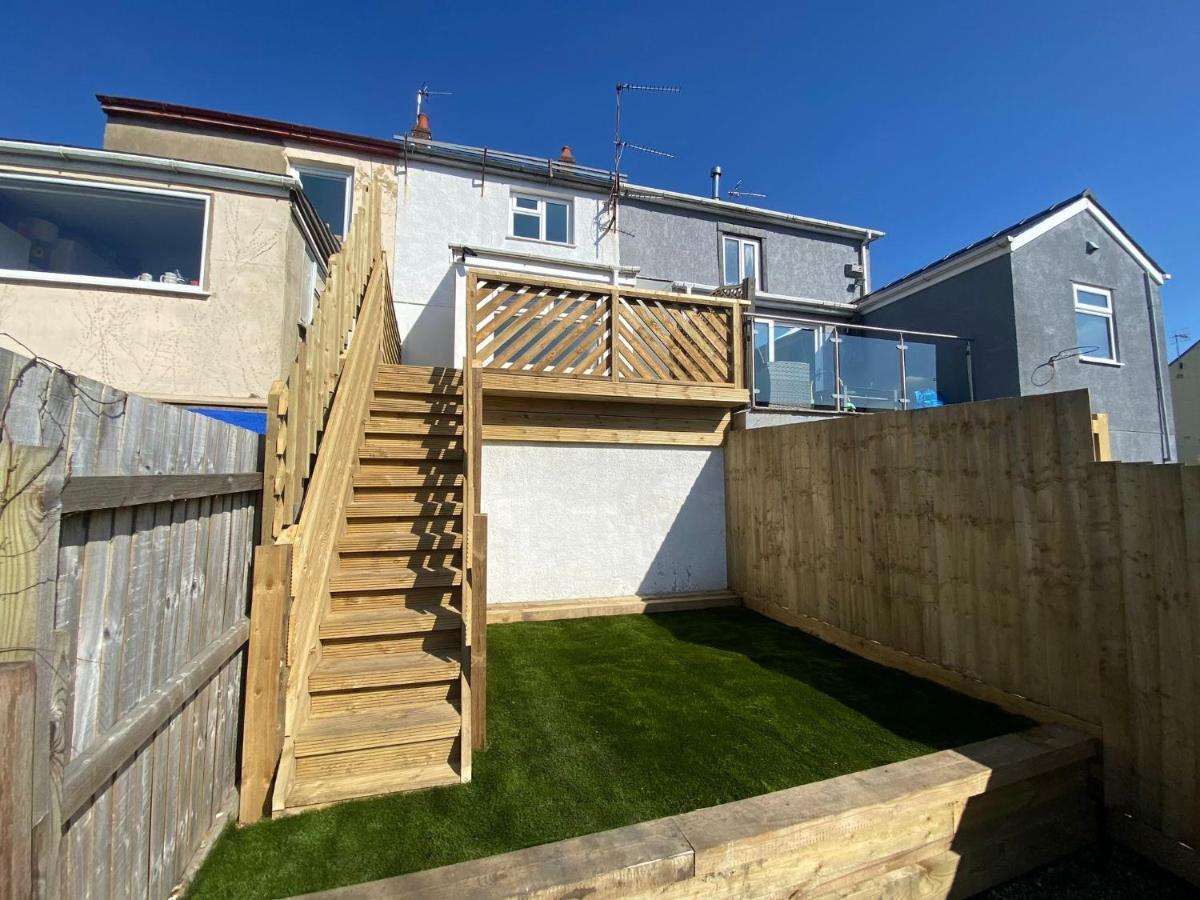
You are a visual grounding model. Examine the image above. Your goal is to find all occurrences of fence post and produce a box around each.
[471,513,488,749]
[0,443,64,900]
[0,662,34,898]
[240,543,293,825]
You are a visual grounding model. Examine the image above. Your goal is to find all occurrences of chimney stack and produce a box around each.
[710,165,722,200]
[559,145,576,165]
[411,112,432,141]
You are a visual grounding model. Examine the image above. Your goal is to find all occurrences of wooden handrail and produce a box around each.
[466,267,749,309]
[262,176,384,542]
[270,255,400,812]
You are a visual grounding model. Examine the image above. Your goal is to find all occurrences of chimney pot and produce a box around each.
[411,112,432,140]
[559,145,576,165]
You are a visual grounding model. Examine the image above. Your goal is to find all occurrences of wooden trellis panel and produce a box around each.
[468,270,744,390]
[470,275,612,378]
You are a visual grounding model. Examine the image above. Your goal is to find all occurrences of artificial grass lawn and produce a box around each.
[190,608,1028,898]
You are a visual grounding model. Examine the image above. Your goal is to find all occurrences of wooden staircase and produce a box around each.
[286,364,469,809]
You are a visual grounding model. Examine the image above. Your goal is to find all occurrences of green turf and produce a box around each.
[188,608,1028,898]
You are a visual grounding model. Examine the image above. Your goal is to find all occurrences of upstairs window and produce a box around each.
[0,174,207,290]
[1074,284,1117,362]
[722,235,761,286]
[510,193,570,244]
[295,166,352,238]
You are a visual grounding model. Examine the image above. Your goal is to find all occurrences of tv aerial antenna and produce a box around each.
[416,82,452,118]
[1172,331,1191,360]
[608,82,680,233]
[727,179,767,201]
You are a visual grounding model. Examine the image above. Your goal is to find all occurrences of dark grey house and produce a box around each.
[859,191,1175,462]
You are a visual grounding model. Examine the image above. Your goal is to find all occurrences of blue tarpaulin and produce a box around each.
[188,407,268,434]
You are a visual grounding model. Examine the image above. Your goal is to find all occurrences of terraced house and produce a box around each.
[0,94,1176,813]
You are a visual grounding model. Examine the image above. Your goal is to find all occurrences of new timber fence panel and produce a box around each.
[724,389,1200,886]
[0,348,261,899]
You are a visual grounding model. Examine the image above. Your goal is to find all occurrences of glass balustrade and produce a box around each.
[750,315,972,412]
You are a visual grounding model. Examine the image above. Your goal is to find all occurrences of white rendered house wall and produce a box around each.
[391,161,619,367]
[481,442,728,604]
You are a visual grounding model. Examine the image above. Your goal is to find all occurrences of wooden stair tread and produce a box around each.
[295,703,461,757]
[288,761,459,809]
[377,364,462,379]
[370,396,463,415]
[359,444,464,461]
[309,651,461,692]
[338,531,463,552]
[352,473,464,490]
[364,419,463,436]
[321,605,463,639]
[330,565,463,592]
[346,499,463,518]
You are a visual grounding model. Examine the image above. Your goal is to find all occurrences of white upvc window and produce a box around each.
[1073,284,1117,363]
[0,172,210,294]
[722,234,761,286]
[294,164,353,238]
[510,193,570,244]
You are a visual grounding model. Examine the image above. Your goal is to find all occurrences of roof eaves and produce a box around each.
[97,94,403,160]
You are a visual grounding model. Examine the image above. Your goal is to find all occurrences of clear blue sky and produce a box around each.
[5,0,1197,358]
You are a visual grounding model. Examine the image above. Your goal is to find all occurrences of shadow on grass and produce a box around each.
[646,606,1031,750]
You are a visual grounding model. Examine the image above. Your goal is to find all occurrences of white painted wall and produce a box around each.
[481,442,728,603]
[392,161,619,366]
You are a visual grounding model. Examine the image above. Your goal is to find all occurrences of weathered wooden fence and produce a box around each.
[725,389,1200,886]
[0,348,260,899]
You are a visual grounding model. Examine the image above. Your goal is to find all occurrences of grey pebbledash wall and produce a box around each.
[619,199,864,303]
[480,442,728,603]
[1009,210,1174,462]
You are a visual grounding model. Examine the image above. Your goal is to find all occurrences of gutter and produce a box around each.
[620,183,884,243]
[0,138,300,192]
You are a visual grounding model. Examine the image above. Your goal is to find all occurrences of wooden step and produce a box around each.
[321,629,460,661]
[295,735,458,782]
[377,364,462,380]
[338,549,462,574]
[359,441,463,461]
[352,466,463,489]
[374,369,463,395]
[330,565,462,593]
[309,651,461,693]
[337,530,463,553]
[370,396,463,416]
[351,486,461,504]
[294,703,461,757]
[329,587,460,614]
[364,418,463,437]
[345,499,462,519]
[310,682,460,718]
[289,745,459,808]
[321,605,463,640]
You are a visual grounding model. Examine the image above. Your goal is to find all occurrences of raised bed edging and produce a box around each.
[295,724,1097,899]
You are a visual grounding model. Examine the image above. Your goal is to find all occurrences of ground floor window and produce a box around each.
[0,174,208,289]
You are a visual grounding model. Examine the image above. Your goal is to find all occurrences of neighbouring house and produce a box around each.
[1170,338,1200,464]
[859,191,1175,462]
[0,137,336,419]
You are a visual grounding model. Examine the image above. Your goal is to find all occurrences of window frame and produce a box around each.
[509,191,572,245]
[1072,283,1118,364]
[0,172,212,295]
[722,234,763,287]
[292,162,354,238]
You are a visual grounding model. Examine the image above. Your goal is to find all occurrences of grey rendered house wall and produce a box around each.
[619,199,863,303]
[860,255,1022,401]
[1009,210,1175,462]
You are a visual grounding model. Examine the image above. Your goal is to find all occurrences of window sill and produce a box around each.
[506,235,576,250]
[0,269,209,298]
[1078,356,1123,368]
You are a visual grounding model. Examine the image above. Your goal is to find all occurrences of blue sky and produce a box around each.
[5,0,1197,358]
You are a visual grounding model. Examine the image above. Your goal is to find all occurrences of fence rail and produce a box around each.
[0,348,260,899]
[263,176,383,542]
[467,269,747,389]
[725,389,1200,887]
